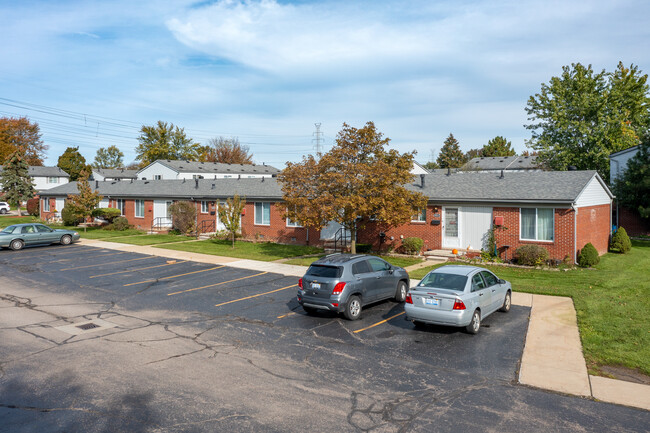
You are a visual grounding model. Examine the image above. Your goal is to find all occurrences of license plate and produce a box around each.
[424,298,439,306]
[311,282,321,290]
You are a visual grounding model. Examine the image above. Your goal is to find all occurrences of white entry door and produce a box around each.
[442,207,460,249]
[153,200,173,227]
[216,201,227,231]
[460,206,493,251]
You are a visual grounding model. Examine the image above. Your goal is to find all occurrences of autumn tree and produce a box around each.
[436,133,466,168]
[135,121,200,166]
[464,148,482,160]
[481,136,516,157]
[218,195,245,247]
[422,161,439,170]
[169,201,197,235]
[0,116,47,165]
[614,134,650,220]
[280,121,427,253]
[0,150,35,211]
[57,146,89,181]
[93,145,124,169]
[64,168,102,225]
[201,137,253,164]
[525,62,650,180]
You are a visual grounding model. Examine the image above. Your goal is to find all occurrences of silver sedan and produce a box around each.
[404,265,512,334]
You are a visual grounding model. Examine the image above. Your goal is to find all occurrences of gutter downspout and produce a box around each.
[612,159,620,229]
[572,204,578,264]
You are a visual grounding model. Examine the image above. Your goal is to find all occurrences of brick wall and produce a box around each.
[618,206,650,236]
[40,197,57,219]
[576,203,611,255]
[239,202,320,245]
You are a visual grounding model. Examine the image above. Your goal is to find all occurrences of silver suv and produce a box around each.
[0,202,10,214]
[297,254,410,320]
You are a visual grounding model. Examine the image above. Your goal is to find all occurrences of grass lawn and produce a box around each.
[410,240,650,378]
[103,234,195,245]
[0,216,41,227]
[283,254,423,267]
[156,239,323,262]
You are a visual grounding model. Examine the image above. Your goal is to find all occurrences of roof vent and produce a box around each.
[130,179,133,183]
[568,166,578,171]
[144,181,149,184]
[182,178,186,183]
[238,174,241,180]
[446,167,451,176]
[500,169,504,179]
[195,178,199,188]
[420,173,425,188]
[261,177,265,182]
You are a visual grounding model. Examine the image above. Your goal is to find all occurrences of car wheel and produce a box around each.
[60,234,72,245]
[303,306,317,315]
[499,291,511,313]
[10,239,24,251]
[0,209,6,214]
[394,281,407,302]
[344,295,362,321]
[465,310,481,334]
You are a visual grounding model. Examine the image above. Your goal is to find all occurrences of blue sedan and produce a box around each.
[0,223,80,251]
[404,265,512,334]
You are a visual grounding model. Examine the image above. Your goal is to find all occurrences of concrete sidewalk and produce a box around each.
[77,238,649,411]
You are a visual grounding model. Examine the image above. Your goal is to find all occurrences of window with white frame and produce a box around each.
[47,177,58,184]
[255,202,271,225]
[135,200,145,218]
[43,197,50,212]
[412,207,427,222]
[201,201,210,213]
[154,175,162,180]
[286,207,302,227]
[520,208,554,241]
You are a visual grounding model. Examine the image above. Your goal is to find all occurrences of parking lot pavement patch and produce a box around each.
[55,318,117,336]
[59,255,155,271]
[123,265,225,286]
[214,284,298,307]
[167,271,269,296]
[89,260,188,278]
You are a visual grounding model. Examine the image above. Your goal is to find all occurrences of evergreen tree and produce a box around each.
[614,134,650,219]
[436,134,466,168]
[93,145,124,169]
[481,136,516,157]
[58,146,89,181]
[0,150,35,211]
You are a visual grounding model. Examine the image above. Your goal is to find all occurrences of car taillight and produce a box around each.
[453,299,466,310]
[332,282,346,295]
[298,278,303,289]
[405,293,413,304]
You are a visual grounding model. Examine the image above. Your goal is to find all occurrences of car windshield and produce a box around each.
[418,273,468,291]
[1,225,16,234]
[306,265,342,278]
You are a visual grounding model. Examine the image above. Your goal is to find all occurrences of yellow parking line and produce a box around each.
[215,284,298,307]
[277,312,297,319]
[167,272,268,296]
[353,311,405,334]
[89,260,187,278]
[17,246,95,257]
[60,256,155,271]
[123,265,225,287]
[53,251,129,262]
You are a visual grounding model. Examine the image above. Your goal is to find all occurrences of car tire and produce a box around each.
[60,234,72,245]
[0,209,6,214]
[303,306,317,315]
[465,310,481,334]
[499,291,511,313]
[344,295,362,321]
[10,239,24,251]
[394,281,408,302]
[413,320,426,329]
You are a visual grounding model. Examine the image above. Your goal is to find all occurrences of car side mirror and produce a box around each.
[498,279,505,284]
[388,269,394,274]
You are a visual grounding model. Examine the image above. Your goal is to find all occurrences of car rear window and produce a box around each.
[306,265,342,278]
[1,225,16,234]
[418,273,468,291]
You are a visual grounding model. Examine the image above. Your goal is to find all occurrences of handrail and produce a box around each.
[153,217,172,230]
[197,220,216,235]
[333,227,350,252]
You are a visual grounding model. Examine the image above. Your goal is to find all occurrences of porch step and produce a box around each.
[423,249,457,260]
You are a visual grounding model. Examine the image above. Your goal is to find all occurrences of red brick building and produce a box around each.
[40,170,613,264]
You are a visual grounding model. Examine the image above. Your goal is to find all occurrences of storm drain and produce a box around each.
[76,322,100,331]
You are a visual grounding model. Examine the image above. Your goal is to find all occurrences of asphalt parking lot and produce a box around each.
[1,244,648,432]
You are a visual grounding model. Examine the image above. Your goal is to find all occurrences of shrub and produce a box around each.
[61,206,80,226]
[578,242,600,267]
[26,198,40,217]
[169,200,197,235]
[91,207,122,222]
[356,243,372,253]
[515,244,549,266]
[610,227,632,254]
[402,237,424,255]
[111,216,130,231]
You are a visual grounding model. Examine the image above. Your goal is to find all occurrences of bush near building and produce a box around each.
[610,227,632,253]
[515,244,549,266]
[402,237,424,255]
[578,242,600,267]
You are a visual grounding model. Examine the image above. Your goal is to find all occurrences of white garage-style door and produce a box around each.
[443,206,492,251]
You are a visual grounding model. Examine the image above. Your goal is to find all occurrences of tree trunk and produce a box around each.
[231,232,235,248]
[349,227,356,254]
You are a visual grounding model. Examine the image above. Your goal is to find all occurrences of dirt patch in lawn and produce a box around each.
[600,365,650,385]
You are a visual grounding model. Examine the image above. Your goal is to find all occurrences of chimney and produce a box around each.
[195,178,199,189]
[447,167,451,176]
[500,169,504,179]
[420,174,425,188]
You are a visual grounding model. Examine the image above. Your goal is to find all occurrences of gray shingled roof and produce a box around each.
[0,165,69,177]
[462,155,539,171]
[41,178,283,200]
[41,170,609,205]
[92,168,138,179]
[144,159,280,175]
[409,170,609,204]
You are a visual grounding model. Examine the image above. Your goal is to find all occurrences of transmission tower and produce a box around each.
[312,123,323,155]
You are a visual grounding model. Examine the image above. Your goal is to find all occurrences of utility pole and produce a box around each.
[312,123,323,155]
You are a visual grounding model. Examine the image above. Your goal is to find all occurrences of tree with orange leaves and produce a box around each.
[0,116,47,165]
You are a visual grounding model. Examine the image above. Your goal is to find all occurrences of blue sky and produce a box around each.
[1,0,649,168]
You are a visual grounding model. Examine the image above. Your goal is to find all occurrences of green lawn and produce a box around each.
[103,234,195,245]
[410,241,650,378]
[0,216,40,227]
[283,254,423,267]
[156,239,323,262]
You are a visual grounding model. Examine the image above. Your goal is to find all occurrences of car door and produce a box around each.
[469,272,492,314]
[480,270,504,313]
[20,225,41,245]
[351,260,375,302]
[35,224,58,243]
[367,257,395,300]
